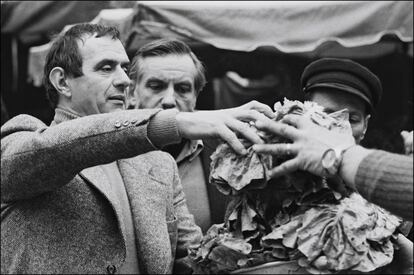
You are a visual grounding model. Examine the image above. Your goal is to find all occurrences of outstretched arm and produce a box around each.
[1,109,165,202]
[2,100,274,202]
[155,100,275,155]
[252,115,413,221]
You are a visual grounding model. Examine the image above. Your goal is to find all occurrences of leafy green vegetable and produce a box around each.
[264,193,400,272]
[210,145,271,195]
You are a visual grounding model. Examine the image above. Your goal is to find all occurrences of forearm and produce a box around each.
[340,147,413,221]
[1,109,181,202]
[148,108,181,148]
[338,145,371,187]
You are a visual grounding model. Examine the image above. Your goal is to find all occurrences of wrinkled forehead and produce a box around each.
[138,54,197,78]
[77,34,129,63]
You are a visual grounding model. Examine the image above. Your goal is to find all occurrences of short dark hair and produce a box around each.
[128,38,206,94]
[43,23,121,108]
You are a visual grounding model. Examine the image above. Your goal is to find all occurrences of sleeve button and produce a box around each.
[107,264,117,274]
[114,121,122,128]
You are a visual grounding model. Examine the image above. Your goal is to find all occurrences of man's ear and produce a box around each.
[361,114,371,138]
[49,67,71,98]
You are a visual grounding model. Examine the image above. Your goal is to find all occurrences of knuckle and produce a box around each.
[239,123,249,133]
[262,117,271,126]
[280,125,288,136]
[218,124,228,133]
[247,110,257,117]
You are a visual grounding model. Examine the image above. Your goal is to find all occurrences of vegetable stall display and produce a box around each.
[189,99,401,274]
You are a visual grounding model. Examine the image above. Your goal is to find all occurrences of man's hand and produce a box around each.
[176,101,275,155]
[252,114,355,178]
[401,130,413,155]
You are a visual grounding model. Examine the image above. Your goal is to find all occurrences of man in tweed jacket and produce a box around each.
[1,23,274,274]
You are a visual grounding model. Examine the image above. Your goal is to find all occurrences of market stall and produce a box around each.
[1,1,413,273]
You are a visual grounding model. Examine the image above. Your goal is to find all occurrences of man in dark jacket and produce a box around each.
[128,39,227,233]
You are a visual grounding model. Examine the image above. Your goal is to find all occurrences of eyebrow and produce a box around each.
[145,77,192,85]
[349,112,361,117]
[146,77,164,83]
[93,59,130,70]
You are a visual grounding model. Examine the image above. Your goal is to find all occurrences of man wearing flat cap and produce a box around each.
[301,57,414,239]
[301,57,382,144]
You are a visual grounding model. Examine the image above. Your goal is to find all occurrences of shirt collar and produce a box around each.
[176,139,204,163]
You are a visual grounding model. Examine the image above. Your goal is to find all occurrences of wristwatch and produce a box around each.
[321,146,353,177]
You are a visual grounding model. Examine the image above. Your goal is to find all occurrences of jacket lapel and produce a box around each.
[118,157,172,274]
[79,166,127,243]
[80,158,173,274]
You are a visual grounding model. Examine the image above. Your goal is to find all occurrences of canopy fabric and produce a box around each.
[27,8,135,87]
[26,1,413,87]
[132,1,413,53]
[1,1,118,44]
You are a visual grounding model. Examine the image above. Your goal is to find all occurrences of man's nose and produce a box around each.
[161,86,176,109]
[113,68,131,91]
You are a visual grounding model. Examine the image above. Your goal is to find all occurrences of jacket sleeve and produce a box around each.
[1,109,180,202]
[355,150,413,221]
[171,156,203,274]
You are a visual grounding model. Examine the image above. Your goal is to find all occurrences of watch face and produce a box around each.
[322,149,336,168]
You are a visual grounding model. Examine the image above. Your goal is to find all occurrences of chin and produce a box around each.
[107,106,125,113]
[354,136,363,144]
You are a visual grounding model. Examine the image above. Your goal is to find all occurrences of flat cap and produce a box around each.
[301,58,382,113]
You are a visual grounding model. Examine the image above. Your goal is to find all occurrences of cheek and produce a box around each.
[74,88,95,106]
[177,96,197,111]
[136,89,162,108]
[80,81,104,102]
[351,122,365,136]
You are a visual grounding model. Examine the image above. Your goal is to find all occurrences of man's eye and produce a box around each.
[101,65,113,72]
[148,83,163,90]
[176,85,191,94]
[349,116,361,124]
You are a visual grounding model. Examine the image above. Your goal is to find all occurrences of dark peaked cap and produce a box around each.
[301,58,382,113]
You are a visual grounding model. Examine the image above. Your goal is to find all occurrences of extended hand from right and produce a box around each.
[252,114,355,178]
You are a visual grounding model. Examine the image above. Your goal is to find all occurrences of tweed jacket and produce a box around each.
[1,108,202,274]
